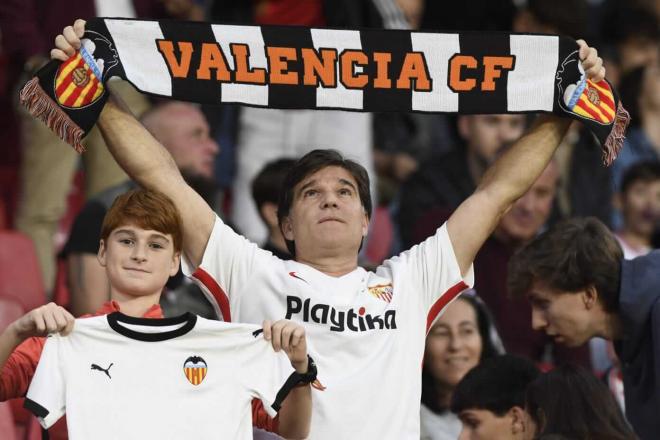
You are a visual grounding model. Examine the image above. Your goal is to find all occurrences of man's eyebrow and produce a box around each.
[338,179,357,191]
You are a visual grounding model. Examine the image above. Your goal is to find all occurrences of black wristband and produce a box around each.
[271,355,319,412]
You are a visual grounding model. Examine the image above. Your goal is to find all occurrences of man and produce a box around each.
[0,189,311,439]
[613,161,660,259]
[451,354,540,440]
[251,159,296,260]
[63,101,219,316]
[52,19,605,439]
[398,114,527,248]
[508,217,660,439]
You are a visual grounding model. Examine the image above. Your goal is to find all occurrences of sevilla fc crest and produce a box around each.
[183,356,208,386]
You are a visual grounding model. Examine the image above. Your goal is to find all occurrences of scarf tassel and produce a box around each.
[19,77,86,153]
[602,102,630,166]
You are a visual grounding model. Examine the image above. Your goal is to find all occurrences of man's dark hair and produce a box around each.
[277,149,372,256]
[508,217,623,313]
[620,160,660,195]
[525,365,636,440]
[527,0,587,39]
[252,158,297,221]
[601,3,659,47]
[451,354,540,415]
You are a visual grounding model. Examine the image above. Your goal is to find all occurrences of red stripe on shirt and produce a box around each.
[426,281,469,333]
[193,267,232,322]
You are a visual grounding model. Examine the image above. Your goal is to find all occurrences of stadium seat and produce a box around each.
[0,401,18,440]
[0,231,47,312]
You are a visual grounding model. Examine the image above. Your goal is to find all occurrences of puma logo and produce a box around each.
[91,363,113,379]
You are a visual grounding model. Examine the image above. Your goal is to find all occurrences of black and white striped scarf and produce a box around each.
[20,17,629,164]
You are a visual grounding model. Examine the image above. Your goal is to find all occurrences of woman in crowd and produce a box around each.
[524,365,637,440]
[420,291,503,440]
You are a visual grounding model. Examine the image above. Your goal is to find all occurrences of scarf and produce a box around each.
[20,17,629,164]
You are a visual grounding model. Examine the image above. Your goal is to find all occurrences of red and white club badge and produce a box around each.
[183,356,207,386]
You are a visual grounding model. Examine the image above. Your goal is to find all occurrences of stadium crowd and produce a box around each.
[0,0,658,439]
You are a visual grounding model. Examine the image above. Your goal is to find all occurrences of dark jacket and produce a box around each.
[615,250,660,440]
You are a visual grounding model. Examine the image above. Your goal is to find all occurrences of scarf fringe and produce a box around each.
[602,102,630,166]
[19,77,85,153]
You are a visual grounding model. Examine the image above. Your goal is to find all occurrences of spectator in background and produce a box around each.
[450,354,540,440]
[251,158,296,260]
[513,0,587,39]
[398,114,527,249]
[612,65,660,194]
[414,160,591,367]
[421,293,503,440]
[509,217,660,439]
[614,161,660,259]
[62,101,219,317]
[0,0,203,296]
[524,365,636,440]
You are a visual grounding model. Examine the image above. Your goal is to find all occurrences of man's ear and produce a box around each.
[261,202,279,229]
[509,406,527,436]
[171,252,181,276]
[582,285,599,310]
[97,239,107,267]
[362,210,369,237]
[281,216,294,241]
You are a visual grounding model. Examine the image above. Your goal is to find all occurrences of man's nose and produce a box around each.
[531,308,547,331]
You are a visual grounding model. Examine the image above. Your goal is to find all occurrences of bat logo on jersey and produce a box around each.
[556,51,616,125]
[183,356,208,385]
[285,296,397,332]
[367,284,393,303]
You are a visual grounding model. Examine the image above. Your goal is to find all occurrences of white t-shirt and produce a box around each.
[25,313,295,440]
[183,216,473,439]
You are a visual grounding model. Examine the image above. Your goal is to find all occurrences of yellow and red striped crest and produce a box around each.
[569,79,616,125]
[54,52,104,109]
[368,283,394,303]
[183,356,207,386]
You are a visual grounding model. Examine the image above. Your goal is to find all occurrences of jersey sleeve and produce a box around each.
[241,333,296,418]
[181,215,277,320]
[0,336,46,401]
[395,222,474,315]
[24,334,66,429]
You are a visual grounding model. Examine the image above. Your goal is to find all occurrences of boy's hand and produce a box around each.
[9,303,75,341]
[51,19,86,62]
[262,319,309,373]
[577,39,605,82]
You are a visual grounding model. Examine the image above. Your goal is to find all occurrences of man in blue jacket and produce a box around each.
[508,216,660,439]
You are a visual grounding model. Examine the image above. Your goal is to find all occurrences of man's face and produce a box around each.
[98,224,180,298]
[496,162,558,243]
[425,298,482,387]
[621,179,660,238]
[282,166,369,258]
[527,281,596,347]
[459,115,526,166]
[458,409,520,440]
[159,104,219,179]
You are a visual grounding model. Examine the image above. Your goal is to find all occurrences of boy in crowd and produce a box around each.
[0,189,311,439]
[509,217,660,439]
[451,354,540,440]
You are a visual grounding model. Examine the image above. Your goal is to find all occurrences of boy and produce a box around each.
[0,189,312,439]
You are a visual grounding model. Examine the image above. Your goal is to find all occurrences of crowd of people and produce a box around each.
[0,0,658,439]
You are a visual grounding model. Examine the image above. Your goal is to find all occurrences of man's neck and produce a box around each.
[111,290,161,317]
[618,228,651,251]
[295,252,359,277]
[466,150,488,186]
[597,312,624,341]
[268,230,289,255]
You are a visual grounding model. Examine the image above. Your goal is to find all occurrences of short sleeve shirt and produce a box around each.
[25,313,295,439]
[183,216,473,439]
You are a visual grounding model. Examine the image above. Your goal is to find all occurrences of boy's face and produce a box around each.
[527,281,597,347]
[621,179,660,238]
[98,224,180,298]
[458,408,526,440]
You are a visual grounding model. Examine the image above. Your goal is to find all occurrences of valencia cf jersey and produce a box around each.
[25,313,296,440]
[183,216,474,439]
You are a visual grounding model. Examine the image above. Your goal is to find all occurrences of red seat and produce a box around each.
[0,231,46,312]
[0,401,18,440]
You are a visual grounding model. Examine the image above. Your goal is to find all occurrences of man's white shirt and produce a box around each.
[25,313,295,439]
[184,216,473,439]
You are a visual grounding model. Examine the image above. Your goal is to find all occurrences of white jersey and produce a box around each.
[183,216,473,439]
[25,313,295,440]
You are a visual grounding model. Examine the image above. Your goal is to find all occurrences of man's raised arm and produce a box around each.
[447,40,605,276]
[52,19,214,267]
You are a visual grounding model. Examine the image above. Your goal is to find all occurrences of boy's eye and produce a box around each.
[119,238,134,245]
[150,242,164,249]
